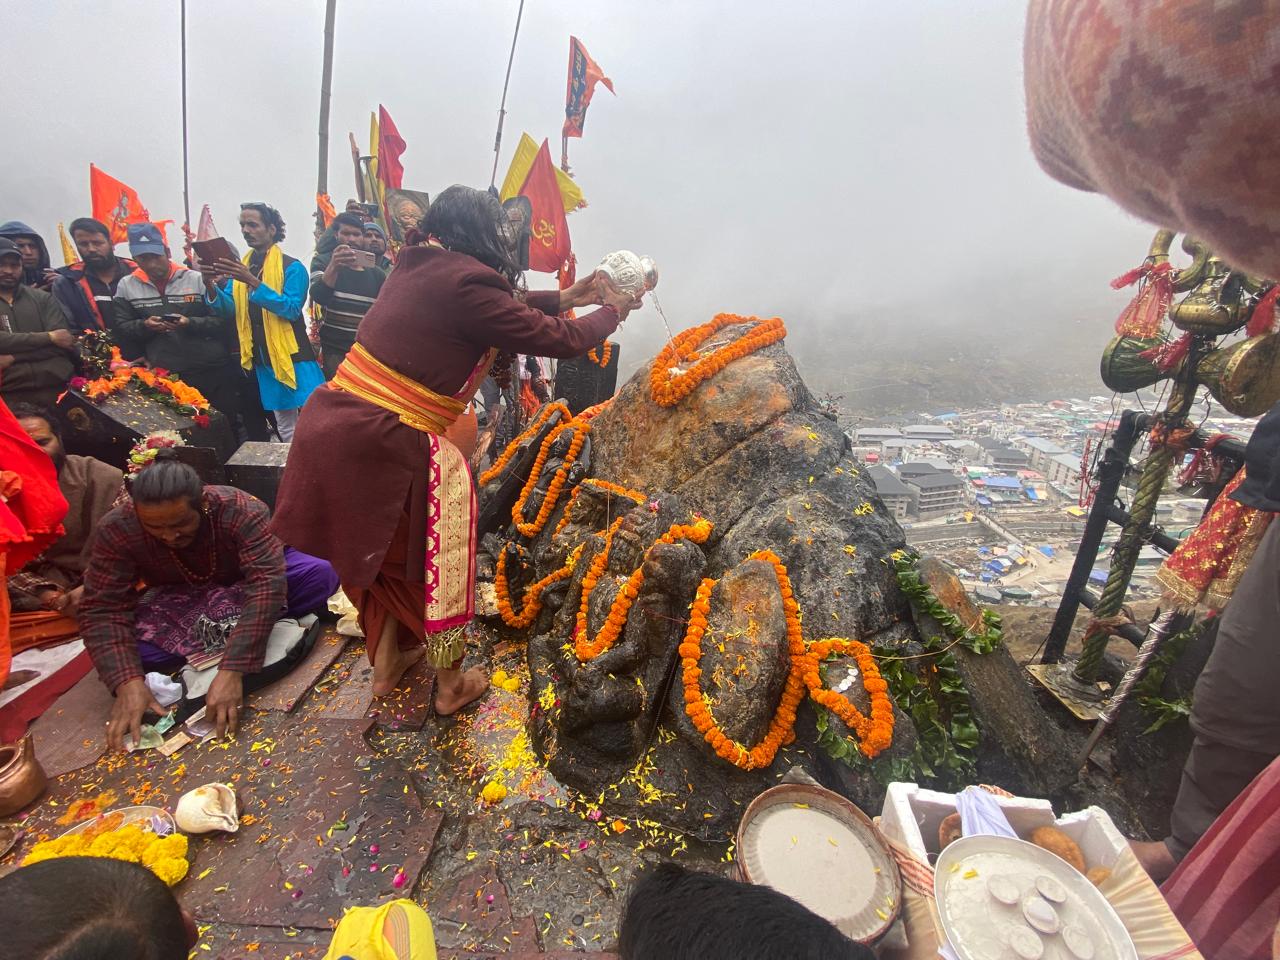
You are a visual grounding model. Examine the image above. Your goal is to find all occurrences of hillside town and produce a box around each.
[850,393,1258,607]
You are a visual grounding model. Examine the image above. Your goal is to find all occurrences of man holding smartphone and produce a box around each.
[309,212,387,379]
[112,224,246,427]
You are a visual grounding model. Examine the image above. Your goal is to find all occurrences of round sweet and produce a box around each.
[987,874,1021,906]
[1021,895,1061,935]
[1035,874,1067,903]
[1008,925,1045,960]
[1062,924,1096,960]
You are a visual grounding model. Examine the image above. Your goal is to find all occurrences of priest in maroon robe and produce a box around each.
[272,186,637,713]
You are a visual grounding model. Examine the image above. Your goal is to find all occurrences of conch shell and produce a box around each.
[174,783,239,834]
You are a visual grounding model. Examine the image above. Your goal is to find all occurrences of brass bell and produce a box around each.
[1169,257,1247,335]
[1198,333,1280,417]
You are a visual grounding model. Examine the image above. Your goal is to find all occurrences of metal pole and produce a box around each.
[317,0,338,213]
[1041,410,1145,663]
[180,0,191,229]
[490,0,527,189]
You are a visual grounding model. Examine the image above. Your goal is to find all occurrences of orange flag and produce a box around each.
[563,37,614,140]
[89,164,150,244]
[520,140,571,273]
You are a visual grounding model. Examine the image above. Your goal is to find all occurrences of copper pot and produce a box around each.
[0,737,47,817]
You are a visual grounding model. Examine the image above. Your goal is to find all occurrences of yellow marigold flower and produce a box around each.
[480,781,507,805]
[150,857,189,887]
[141,833,188,867]
[501,677,520,693]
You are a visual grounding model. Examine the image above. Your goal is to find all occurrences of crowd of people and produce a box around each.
[0,186,634,745]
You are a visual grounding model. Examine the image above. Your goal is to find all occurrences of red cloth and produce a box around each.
[0,400,68,687]
[520,141,572,274]
[1163,755,1280,959]
[0,649,92,743]
[89,163,151,245]
[271,244,619,589]
[377,105,406,190]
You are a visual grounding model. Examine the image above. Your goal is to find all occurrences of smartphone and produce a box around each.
[162,313,184,327]
[351,249,376,269]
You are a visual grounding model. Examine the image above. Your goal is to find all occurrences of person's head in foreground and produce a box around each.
[323,898,437,960]
[330,212,368,252]
[10,401,65,472]
[68,218,116,270]
[0,237,25,295]
[421,185,523,287]
[0,856,195,959]
[129,450,205,549]
[617,862,875,960]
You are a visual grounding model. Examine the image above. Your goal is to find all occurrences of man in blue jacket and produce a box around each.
[50,218,135,333]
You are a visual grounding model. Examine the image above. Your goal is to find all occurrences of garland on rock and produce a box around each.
[478,402,570,487]
[812,552,997,786]
[495,544,583,629]
[650,313,787,408]
[512,418,591,538]
[552,479,646,537]
[680,548,895,771]
[575,517,713,662]
[587,341,612,367]
[73,346,212,424]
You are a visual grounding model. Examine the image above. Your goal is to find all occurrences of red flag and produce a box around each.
[520,140,571,273]
[377,105,406,190]
[562,37,614,140]
[89,164,150,245]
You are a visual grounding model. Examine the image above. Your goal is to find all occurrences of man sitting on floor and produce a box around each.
[6,403,123,648]
[80,453,337,748]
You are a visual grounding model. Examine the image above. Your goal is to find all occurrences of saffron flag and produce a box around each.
[519,140,571,273]
[316,193,337,228]
[563,37,614,139]
[499,133,586,212]
[89,164,150,245]
[377,105,406,190]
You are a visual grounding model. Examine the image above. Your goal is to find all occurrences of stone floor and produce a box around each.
[3,629,733,959]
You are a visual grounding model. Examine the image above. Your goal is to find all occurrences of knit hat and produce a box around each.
[363,222,386,238]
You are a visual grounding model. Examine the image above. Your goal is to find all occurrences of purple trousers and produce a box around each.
[137,547,339,672]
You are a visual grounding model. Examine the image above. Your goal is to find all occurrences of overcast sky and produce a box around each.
[6,1,1158,376]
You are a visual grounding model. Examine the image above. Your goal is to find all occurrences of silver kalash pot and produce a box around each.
[596,251,659,298]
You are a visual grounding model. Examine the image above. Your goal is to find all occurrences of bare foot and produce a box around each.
[434,666,489,716]
[372,645,425,697]
[1130,839,1176,883]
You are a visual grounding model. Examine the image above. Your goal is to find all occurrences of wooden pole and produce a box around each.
[180,0,191,229]
[489,0,527,189]
[316,0,338,225]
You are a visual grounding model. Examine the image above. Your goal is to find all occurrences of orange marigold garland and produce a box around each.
[479,402,571,487]
[587,341,613,368]
[575,517,713,662]
[680,547,895,770]
[512,418,590,538]
[77,347,213,423]
[552,478,647,537]
[650,313,787,408]
[798,638,894,758]
[495,544,583,629]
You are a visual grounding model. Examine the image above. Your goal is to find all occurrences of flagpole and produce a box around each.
[316,0,338,227]
[179,0,191,229]
[489,0,526,189]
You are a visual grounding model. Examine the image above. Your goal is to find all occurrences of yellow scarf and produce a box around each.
[232,244,299,389]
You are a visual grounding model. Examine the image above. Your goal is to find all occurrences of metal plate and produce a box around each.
[59,804,176,839]
[935,836,1136,960]
[737,783,901,942]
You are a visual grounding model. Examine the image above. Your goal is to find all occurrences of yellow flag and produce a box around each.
[498,133,585,213]
[57,222,77,265]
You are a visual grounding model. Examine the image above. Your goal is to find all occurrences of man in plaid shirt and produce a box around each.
[81,455,286,748]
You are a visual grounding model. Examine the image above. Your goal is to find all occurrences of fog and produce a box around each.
[5,1,1158,407]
